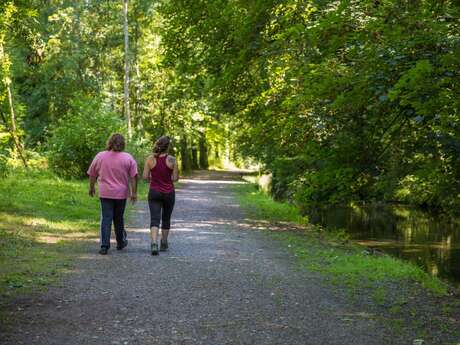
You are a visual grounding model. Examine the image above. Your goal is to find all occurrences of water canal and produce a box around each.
[308,204,460,287]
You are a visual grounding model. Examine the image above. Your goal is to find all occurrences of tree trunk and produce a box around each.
[133,3,141,132]
[134,63,141,130]
[180,136,191,172]
[6,84,27,168]
[199,132,209,169]
[123,0,132,140]
[191,146,198,169]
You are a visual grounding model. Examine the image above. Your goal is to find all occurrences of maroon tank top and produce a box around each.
[150,155,174,193]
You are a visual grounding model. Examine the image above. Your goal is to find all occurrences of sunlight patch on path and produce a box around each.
[180,179,246,185]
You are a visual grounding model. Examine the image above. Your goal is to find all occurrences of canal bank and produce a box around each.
[308,204,460,288]
[235,180,460,342]
[243,174,460,288]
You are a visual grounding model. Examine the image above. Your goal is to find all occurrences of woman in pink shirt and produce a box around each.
[143,136,179,255]
[87,134,138,255]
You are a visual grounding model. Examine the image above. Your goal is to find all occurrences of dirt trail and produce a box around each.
[1,171,404,345]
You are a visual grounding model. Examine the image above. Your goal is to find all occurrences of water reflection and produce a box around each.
[307,205,460,286]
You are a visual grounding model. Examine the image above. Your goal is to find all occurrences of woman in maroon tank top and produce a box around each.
[143,136,179,255]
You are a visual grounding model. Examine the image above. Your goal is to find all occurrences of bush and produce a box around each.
[292,166,356,210]
[0,129,10,178]
[47,96,124,179]
[394,166,460,212]
[270,156,309,201]
[0,153,8,178]
[126,134,151,173]
[269,149,361,210]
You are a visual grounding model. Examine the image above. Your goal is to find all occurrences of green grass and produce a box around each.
[0,170,163,299]
[234,182,460,341]
[234,183,447,296]
[0,170,101,298]
[236,183,308,225]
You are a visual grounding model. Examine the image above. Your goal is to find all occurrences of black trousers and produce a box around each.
[148,189,175,229]
[100,198,127,248]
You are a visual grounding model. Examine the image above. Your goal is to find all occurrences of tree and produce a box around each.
[123,0,132,140]
[0,1,30,168]
[156,0,460,213]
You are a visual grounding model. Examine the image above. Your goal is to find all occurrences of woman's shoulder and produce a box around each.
[94,150,109,160]
[145,154,156,165]
[166,155,176,164]
[116,151,136,162]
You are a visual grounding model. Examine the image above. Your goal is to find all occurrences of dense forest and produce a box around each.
[1,0,459,214]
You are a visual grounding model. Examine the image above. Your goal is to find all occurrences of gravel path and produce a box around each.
[1,171,393,345]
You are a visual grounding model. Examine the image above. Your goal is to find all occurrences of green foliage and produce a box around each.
[0,128,8,178]
[1,0,459,212]
[270,156,309,201]
[0,153,8,178]
[47,96,123,178]
[1,0,220,178]
[17,1,126,141]
[125,134,151,173]
[157,0,460,214]
[293,166,356,209]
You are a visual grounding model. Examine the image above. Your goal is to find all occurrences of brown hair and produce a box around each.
[106,133,125,152]
[153,136,170,157]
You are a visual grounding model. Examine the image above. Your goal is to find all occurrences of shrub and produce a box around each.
[270,156,309,201]
[394,166,460,213]
[0,129,10,178]
[0,153,8,178]
[126,134,151,173]
[47,96,124,179]
[292,165,356,210]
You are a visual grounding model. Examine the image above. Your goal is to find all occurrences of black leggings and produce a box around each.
[148,189,175,229]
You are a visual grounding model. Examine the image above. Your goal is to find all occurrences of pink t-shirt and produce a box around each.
[87,151,138,199]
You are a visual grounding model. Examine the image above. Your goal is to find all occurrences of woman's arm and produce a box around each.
[88,175,97,196]
[167,156,179,182]
[87,154,100,196]
[129,175,138,203]
[143,156,154,181]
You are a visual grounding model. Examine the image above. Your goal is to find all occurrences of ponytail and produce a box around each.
[153,136,171,157]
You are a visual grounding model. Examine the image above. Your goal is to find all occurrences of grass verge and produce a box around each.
[235,182,460,341]
[237,183,308,226]
[0,170,101,299]
[0,170,152,299]
[235,183,447,294]
[0,168,154,300]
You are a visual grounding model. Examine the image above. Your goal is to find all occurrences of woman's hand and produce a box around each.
[88,176,97,197]
[130,193,137,204]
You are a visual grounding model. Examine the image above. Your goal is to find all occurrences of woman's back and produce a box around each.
[150,155,174,193]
